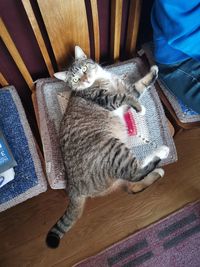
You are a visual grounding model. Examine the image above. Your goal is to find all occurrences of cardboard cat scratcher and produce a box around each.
[35,58,177,189]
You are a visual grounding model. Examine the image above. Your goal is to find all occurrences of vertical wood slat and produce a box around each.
[110,0,123,62]
[21,0,55,77]
[0,72,9,87]
[0,18,34,91]
[126,0,142,57]
[37,0,90,70]
[90,0,100,62]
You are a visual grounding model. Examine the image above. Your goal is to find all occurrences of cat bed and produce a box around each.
[0,86,47,212]
[35,58,177,189]
[141,43,200,125]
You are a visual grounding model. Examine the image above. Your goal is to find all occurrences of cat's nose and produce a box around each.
[81,75,89,83]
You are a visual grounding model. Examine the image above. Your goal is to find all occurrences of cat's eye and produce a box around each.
[73,77,79,83]
[82,65,87,73]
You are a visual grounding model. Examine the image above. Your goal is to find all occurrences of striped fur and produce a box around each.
[46,47,168,248]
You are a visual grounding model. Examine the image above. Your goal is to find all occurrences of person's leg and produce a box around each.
[158,58,200,114]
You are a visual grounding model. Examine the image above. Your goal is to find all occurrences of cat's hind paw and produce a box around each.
[155,145,170,160]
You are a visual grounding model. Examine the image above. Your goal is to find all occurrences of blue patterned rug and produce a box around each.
[0,86,46,212]
[75,201,200,267]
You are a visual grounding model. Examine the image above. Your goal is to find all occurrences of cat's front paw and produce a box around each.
[130,102,144,114]
[138,105,146,116]
[151,65,158,76]
[150,65,159,83]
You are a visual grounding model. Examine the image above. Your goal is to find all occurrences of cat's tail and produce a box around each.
[46,196,86,248]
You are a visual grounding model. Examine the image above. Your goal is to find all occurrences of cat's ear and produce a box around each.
[75,46,87,60]
[54,71,68,81]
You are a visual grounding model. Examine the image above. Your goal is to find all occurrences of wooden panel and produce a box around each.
[0,72,9,87]
[126,0,142,57]
[110,0,123,61]
[21,0,55,77]
[37,0,90,69]
[90,0,100,62]
[0,18,34,91]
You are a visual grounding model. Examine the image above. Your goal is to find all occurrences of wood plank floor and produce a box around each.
[0,128,200,267]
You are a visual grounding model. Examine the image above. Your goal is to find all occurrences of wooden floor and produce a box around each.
[0,128,200,267]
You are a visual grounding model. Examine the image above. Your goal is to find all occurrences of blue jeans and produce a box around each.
[157,58,200,114]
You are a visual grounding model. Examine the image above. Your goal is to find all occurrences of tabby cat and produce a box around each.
[46,46,169,248]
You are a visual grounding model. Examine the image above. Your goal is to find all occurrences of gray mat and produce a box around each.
[36,58,177,189]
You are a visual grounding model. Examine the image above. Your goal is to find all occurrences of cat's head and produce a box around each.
[54,46,101,90]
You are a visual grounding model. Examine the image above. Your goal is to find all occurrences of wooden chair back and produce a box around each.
[0,0,141,92]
